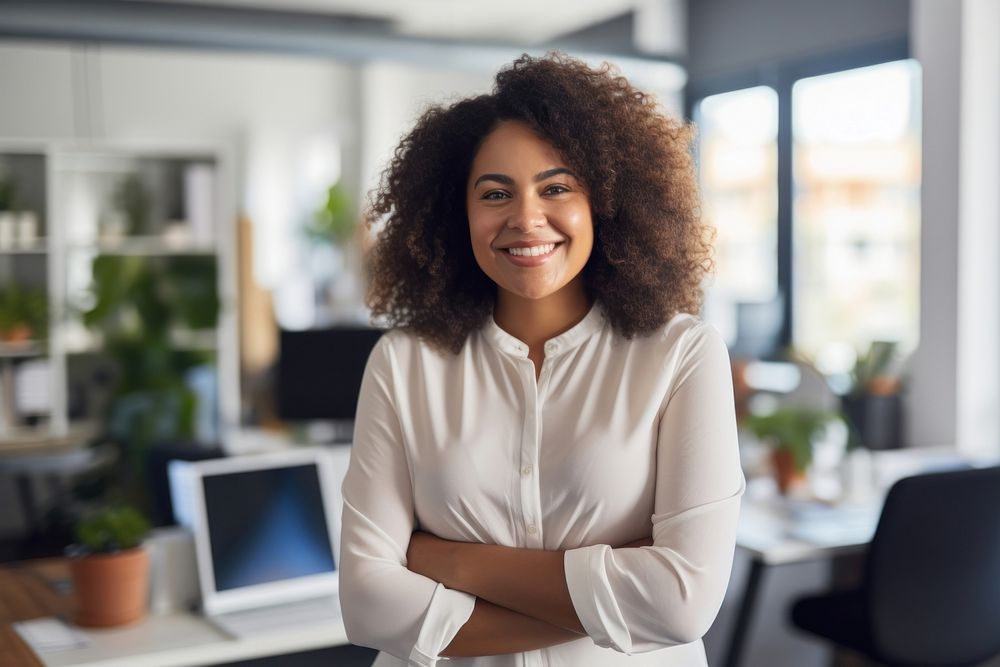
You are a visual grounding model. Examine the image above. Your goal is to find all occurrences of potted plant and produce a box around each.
[82,253,219,508]
[842,341,904,450]
[66,505,152,627]
[0,285,48,345]
[747,407,840,495]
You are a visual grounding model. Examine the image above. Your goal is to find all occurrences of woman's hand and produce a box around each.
[406,530,461,586]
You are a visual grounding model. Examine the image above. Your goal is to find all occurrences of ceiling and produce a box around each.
[126,0,644,44]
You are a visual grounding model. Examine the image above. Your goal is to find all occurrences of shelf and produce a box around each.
[0,240,48,255]
[64,328,218,355]
[67,236,215,256]
[0,340,46,359]
[0,422,100,457]
[1,140,237,459]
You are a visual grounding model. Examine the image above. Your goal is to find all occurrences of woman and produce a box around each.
[339,53,746,666]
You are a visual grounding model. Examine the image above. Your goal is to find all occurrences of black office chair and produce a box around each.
[790,465,1000,667]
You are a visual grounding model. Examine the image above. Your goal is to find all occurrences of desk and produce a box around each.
[0,559,351,667]
[723,446,990,667]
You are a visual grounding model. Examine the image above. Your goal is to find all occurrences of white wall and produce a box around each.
[906,1,962,449]
[0,41,77,138]
[909,0,1000,456]
[956,0,1000,459]
[359,61,493,205]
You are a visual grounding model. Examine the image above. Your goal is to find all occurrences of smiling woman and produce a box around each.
[341,52,745,667]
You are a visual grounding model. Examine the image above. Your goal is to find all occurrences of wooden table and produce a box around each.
[0,559,73,667]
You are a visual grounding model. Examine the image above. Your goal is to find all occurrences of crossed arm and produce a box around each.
[405,530,653,656]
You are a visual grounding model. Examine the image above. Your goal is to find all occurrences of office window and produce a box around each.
[697,86,779,304]
[692,54,921,369]
[792,60,921,372]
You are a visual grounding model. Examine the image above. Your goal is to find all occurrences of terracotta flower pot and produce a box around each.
[770,448,806,496]
[68,546,150,627]
[1,323,33,344]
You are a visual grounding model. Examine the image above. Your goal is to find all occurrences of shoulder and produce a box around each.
[368,327,457,370]
[620,312,727,361]
[663,313,728,358]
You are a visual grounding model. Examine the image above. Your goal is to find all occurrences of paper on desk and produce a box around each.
[13,617,89,653]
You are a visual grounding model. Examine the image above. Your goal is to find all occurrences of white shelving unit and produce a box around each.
[0,138,239,450]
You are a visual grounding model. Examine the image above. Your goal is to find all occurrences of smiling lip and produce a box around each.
[499,242,563,267]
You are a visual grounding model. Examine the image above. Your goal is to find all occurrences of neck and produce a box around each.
[493,277,592,351]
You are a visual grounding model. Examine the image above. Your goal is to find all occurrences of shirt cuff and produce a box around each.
[564,544,631,652]
[407,583,477,667]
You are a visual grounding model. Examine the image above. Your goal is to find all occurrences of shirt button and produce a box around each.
[527,523,538,535]
[521,465,533,477]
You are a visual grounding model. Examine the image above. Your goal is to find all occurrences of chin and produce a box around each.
[503,282,563,301]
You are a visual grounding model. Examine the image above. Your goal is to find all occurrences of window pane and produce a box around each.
[697,86,779,305]
[792,60,921,373]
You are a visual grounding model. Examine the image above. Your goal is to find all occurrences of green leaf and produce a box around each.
[74,505,151,553]
[746,407,839,472]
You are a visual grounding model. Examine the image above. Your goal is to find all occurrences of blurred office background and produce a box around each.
[0,0,998,665]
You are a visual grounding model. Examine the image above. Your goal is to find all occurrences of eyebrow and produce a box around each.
[473,167,577,189]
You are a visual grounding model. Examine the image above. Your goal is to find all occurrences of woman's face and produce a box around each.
[466,120,594,302]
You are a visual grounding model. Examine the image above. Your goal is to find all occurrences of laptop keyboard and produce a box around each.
[210,596,343,638]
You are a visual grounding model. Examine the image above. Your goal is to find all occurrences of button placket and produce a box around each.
[517,356,543,549]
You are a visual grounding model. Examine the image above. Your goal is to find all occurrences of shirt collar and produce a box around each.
[482,300,606,358]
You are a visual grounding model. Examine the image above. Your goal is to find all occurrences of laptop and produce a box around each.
[168,447,348,638]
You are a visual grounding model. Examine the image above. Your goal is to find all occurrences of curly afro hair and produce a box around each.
[365,52,712,354]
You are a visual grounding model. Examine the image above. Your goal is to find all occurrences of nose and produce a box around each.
[506,195,546,232]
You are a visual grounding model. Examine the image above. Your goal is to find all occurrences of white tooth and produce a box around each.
[507,243,556,257]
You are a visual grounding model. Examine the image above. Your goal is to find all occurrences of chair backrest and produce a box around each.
[862,464,1000,665]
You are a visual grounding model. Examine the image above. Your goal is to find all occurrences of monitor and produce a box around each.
[276,327,384,422]
[168,448,347,616]
[731,295,785,360]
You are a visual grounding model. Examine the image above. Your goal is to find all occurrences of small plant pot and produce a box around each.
[770,448,806,496]
[68,546,150,627]
[841,392,903,450]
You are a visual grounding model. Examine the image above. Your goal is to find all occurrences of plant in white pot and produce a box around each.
[66,505,152,627]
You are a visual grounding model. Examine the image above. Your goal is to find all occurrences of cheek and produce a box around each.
[565,209,595,260]
[467,217,496,268]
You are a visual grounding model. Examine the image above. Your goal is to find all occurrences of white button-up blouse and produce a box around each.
[339,301,746,667]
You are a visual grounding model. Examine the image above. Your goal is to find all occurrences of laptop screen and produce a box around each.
[202,463,336,592]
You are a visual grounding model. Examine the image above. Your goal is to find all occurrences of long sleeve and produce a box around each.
[563,322,746,654]
[339,335,476,666]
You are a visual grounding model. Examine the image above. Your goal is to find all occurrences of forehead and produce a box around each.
[470,120,567,172]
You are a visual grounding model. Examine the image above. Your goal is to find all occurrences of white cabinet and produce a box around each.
[0,139,238,450]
